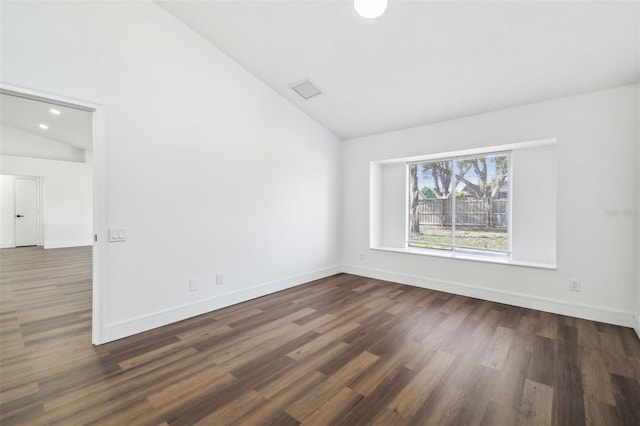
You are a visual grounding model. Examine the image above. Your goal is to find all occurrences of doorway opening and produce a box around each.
[0,85,105,344]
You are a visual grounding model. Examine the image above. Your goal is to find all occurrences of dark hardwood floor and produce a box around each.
[1,246,639,425]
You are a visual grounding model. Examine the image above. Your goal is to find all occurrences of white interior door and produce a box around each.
[15,178,39,247]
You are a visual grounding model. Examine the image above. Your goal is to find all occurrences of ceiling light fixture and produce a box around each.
[354,0,387,19]
[49,108,61,115]
[39,124,48,130]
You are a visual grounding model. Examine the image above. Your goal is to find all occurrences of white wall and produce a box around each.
[379,163,406,248]
[509,144,556,265]
[1,1,341,342]
[343,85,639,327]
[1,156,93,248]
[1,125,86,162]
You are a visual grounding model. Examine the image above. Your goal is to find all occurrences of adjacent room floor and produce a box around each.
[1,247,639,425]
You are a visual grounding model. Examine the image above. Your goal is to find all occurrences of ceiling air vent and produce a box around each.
[290,79,323,100]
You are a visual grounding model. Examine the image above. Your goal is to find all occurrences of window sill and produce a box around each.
[370,246,556,270]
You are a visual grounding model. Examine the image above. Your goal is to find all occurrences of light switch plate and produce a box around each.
[109,228,126,242]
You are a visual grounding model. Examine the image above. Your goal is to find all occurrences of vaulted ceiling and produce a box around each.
[0,93,93,150]
[157,0,640,140]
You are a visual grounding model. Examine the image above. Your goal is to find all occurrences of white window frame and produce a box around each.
[406,150,513,257]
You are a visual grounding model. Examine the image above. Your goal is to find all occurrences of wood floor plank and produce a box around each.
[258,342,348,399]
[528,335,556,386]
[193,389,263,426]
[610,373,640,425]
[234,371,326,426]
[335,364,414,426]
[518,379,554,426]
[480,325,515,370]
[387,350,456,418]
[301,386,363,426]
[481,401,519,425]
[579,345,617,406]
[285,350,379,421]
[1,246,639,425]
[553,358,585,425]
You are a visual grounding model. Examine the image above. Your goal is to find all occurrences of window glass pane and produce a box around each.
[408,161,453,250]
[453,155,509,252]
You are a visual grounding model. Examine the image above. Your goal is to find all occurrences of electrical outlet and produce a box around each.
[569,279,581,292]
[216,273,224,285]
[189,277,198,291]
[359,252,365,261]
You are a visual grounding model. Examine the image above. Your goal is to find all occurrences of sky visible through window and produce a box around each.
[417,158,501,195]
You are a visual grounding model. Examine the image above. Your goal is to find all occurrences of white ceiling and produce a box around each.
[157,0,640,140]
[0,93,93,150]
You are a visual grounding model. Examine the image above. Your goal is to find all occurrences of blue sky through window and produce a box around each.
[417,155,504,195]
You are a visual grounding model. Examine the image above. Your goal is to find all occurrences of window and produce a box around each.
[408,152,510,254]
[370,139,555,268]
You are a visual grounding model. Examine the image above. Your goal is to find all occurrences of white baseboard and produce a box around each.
[44,240,93,249]
[103,265,341,343]
[342,264,637,329]
[0,242,14,248]
[634,313,640,340]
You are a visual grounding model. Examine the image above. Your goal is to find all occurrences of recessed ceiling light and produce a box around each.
[39,124,49,130]
[354,0,387,19]
[49,108,61,115]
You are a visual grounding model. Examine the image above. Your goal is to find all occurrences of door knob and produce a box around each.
[16,215,24,218]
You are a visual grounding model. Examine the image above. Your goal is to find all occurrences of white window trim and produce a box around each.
[370,246,556,270]
[378,138,556,165]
